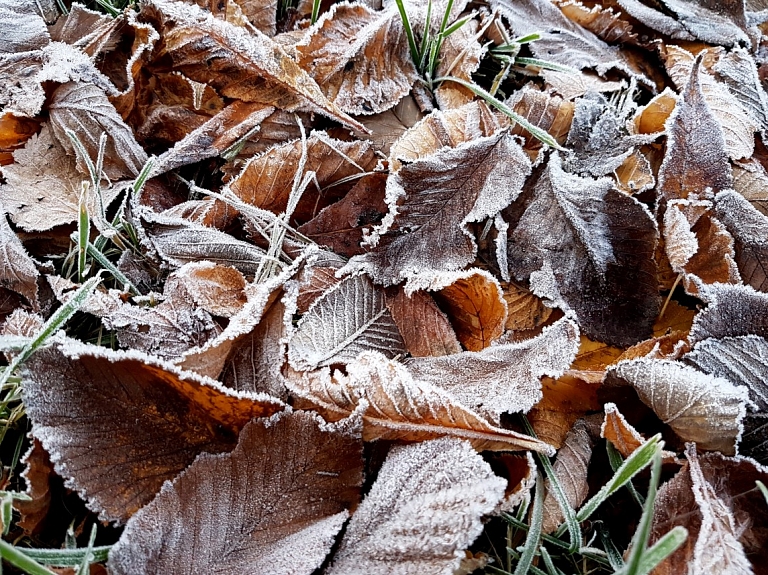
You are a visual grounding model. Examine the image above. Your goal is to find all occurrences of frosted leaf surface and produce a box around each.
[295,3,417,115]
[140,210,269,276]
[507,152,659,347]
[21,339,285,523]
[541,419,593,533]
[0,0,50,54]
[714,190,768,292]
[141,0,364,131]
[732,158,768,216]
[286,351,553,453]
[713,47,768,138]
[172,261,247,318]
[608,358,749,454]
[0,212,39,309]
[614,0,696,40]
[326,437,506,575]
[434,19,485,110]
[385,287,461,357]
[504,86,575,151]
[108,411,363,575]
[406,317,579,423]
[344,131,531,288]
[685,335,768,410]
[49,81,148,180]
[288,274,406,370]
[690,282,768,342]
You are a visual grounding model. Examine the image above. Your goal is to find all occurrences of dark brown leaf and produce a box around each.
[385,286,461,357]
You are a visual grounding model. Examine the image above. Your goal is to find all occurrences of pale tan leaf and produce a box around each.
[286,351,553,453]
[541,419,593,534]
[433,269,508,351]
[502,282,553,332]
[554,0,638,44]
[326,438,506,575]
[608,358,750,454]
[172,261,247,318]
[21,339,285,523]
[614,148,655,194]
[505,85,575,149]
[142,0,364,131]
[0,211,39,309]
[235,0,277,35]
[108,411,363,575]
[345,130,531,289]
[732,158,768,216]
[295,3,417,115]
[229,131,377,222]
[406,316,579,423]
[49,81,148,180]
[385,287,461,357]
[541,70,626,102]
[288,274,406,370]
[352,94,424,155]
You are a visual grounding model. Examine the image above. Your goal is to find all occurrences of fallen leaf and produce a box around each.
[345,130,531,290]
[406,316,579,423]
[295,3,417,115]
[607,358,750,454]
[554,0,638,44]
[326,437,506,575]
[142,0,364,131]
[632,88,677,135]
[15,440,53,537]
[108,411,363,575]
[690,282,768,342]
[433,269,508,351]
[541,69,626,102]
[501,282,553,332]
[505,85,574,150]
[385,287,462,357]
[507,152,660,347]
[352,94,424,155]
[0,0,50,54]
[286,351,553,453]
[288,273,407,370]
[732,157,768,217]
[541,419,593,533]
[613,148,655,194]
[0,211,39,309]
[434,19,485,110]
[172,261,247,318]
[22,338,285,523]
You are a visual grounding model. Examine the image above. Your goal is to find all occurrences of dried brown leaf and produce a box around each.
[501,282,553,332]
[346,130,530,290]
[507,152,660,347]
[21,339,285,523]
[15,440,53,537]
[295,3,417,115]
[433,269,508,351]
[434,19,485,110]
[326,438,506,575]
[108,411,363,575]
[172,261,247,318]
[385,287,461,357]
[732,158,768,217]
[607,358,750,454]
[288,273,406,370]
[555,0,638,44]
[690,282,768,342]
[286,351,553,453]
[0,211,39,309]
[505,85,574,149]
[406,316,579,423]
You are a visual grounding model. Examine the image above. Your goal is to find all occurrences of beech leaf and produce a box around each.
[385,287,461,358]
[0,211,39,309]
[21,339,285,523]
[326,438,506,575]
[108,411,363,575]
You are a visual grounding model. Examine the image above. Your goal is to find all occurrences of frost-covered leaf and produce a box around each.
[49,81,148,180]
[690,282,768,342]
[433,269,508,351]
[385,287,461,357]
[713,47,768,140]
[614,148,655,194]
[141,0,364,131]
[657,55,733,204]
[507,152,659,347]
[434,19,485,111]
[0,0,50,54]
[663,197,740,293]
[21,339,285,523]
[505,85,575,150]
[109,411,363,575]
[607,358,750,454]
[172,261,247,318]
[501,282,552,332]
[326,438,506,575]
[714,190,768,292]
[685,335,768,410]
[287,351,553,453]
[0,124,83,231]
[542,70,626,102]
[295,3,417,115]
[229,132,376,223]
[0,211,39,309]
[140,209,269,276]
[353,94,424,155]
[14,440,53,538]
[601,402,646,459]
[345,130,531,289]
[541,419,593,534]
[554,0,638,45]
[733,158,768,217]
[288,274,406,370]
[491,0,649,83]
[406,317,579,423]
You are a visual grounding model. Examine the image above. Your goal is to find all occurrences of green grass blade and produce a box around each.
[621,449,662,575]
[513,473,544,575]
[432,77,564,150]
[18,547,110,568]
[440,14,471,38]
[511,32,542,44]
[75,525,97,575]
[574,434,661,524]
[394,0,420,69]
[438,0,454,34]
[513,57,578,74]
[606,441,644,507]
[598,524,625,570]
[634,526,687,575]
[419,0,432,69]
[0,276,102,387]
[757,480,768,506]
[538,546,563,575]
[77,184,89,283]
[310,0,321,24]
[0,541,57,575]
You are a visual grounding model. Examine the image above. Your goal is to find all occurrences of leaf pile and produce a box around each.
[2,0,768,573]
